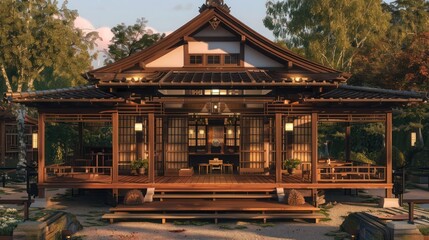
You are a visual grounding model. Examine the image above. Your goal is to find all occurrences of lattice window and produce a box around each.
[118,115,148,172]
[282,115,312,166]
[165,117,188,170]
[240,116,265,169]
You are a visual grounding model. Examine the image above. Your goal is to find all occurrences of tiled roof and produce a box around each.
[97,70,346,87]
[304,85,427,103]
[4,85,123,103]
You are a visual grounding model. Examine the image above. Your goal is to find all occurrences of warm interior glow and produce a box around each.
[227,129,233,135]
[32,133,38,149]
[189,129,194,135]
[411,132,417,146]
[199,129,205,135]
[212,89,220,95]
[135,122,143,131]
[285,122,294,132]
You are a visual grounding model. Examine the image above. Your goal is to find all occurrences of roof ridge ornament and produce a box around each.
[199,0,230,13]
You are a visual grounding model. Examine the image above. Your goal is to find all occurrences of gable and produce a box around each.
[193,25,236,37]
[89,5,346,81]
[146,46,184,68]
[244,45,284,68]
[189,42,240,54]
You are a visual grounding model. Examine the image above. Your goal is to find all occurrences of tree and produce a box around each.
[104,18,165,64]
[0,0,96,175]
[350,0,429,89]
[264,0,390,72]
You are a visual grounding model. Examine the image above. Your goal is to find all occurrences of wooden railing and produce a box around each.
[45,164,113,183]
[318,165,386,182]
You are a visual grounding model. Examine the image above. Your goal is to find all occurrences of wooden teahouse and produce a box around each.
[0,106,37,168]
[5,1,426,209]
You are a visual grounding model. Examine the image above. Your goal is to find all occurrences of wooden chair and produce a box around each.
[209,159,223,174]
[301,162,311,180]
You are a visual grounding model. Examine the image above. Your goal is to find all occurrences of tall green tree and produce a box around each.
[0,0,96,174]
[264,0,390,72]
[104,18,165,64]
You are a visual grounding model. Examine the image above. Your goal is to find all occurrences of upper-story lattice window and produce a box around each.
[188,54,239,66]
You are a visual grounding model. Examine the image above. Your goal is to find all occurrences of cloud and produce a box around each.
[173,3,194,11]
[74,16,113,53]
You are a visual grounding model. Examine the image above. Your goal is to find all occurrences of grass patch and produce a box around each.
[0,189,10,195]
[83,221,109,227]
[256,223,275,228]
[319,205,332,222]
[173,221,211,226]
[418,226,429,236]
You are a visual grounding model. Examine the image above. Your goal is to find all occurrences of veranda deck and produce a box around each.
[45,172,307,184]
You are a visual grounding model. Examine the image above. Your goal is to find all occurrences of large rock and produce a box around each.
[124,189,144,205]
[287,189,306,205]
[386,221,424,240]
[13,211,82,240]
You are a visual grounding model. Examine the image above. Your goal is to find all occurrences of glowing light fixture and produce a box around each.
[285,122,294,132]
[411,132,417,146]
[199,129,205,135]
[32,133,38,149]
[227,129,233,135]
[189,129,195,135]
[135,117,143,132]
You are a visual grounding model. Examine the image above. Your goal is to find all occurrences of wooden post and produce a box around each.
[385,112,393,198]
[0,119,5,166]
[275,113,282,183]
[112,112,119,183]
[345,124,351,162]
[38,113,45,198]
[311,113,318,183]
[148,113,155,183]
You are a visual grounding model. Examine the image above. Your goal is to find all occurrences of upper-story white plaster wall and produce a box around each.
[244,46,284,68]
[146,46,184,67]
[189,42,240,54]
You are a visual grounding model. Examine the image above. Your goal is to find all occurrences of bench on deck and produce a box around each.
[102,200,324,224]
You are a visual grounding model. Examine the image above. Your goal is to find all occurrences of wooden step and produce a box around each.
[153,193,276,200]
[109,201,320,212]
[102,212,325,224]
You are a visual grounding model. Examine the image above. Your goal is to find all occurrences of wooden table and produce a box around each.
[223,164,233,174]
[198,163,209,174]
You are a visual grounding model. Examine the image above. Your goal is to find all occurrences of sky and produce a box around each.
[60,0,394,68]
[59,0,273,67]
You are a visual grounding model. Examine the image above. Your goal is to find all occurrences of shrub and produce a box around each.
[0,206,22,236]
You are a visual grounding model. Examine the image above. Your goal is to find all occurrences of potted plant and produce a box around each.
[283,158,301,174]
[130,158,148,175]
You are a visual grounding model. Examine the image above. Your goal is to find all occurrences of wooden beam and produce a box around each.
[304,98,423,103]
[112,112,119,183]
[0,120,5,166]
[37,113,46,198]
[148,113,155,183]
[311,113,318,184]
[184,36,240,42]
[385,112,393,198]
[345,124,351,162]
[275,113,282,183]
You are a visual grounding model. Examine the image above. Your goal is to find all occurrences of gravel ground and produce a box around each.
[72,202,379,240]
[66,193,379,240]
[1,186,381,240]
